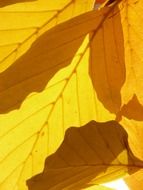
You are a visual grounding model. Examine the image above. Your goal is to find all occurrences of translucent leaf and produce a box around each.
[85,185,114,190]
[1,0,143,189]
[0,3,122,117]
[102,178,130,190]
[84,184,114,190]
[0,1,95,190]
[115,0,143,160]
[124,169,143,190]
[27,121,143,190]
[0,0,94,71]
[0,11,118,190]
[93,0,143,162]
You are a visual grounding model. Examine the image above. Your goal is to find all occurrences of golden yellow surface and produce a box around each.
[0,0,143,189]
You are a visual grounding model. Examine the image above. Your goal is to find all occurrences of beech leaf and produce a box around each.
[1,0,143,189]
[0,0,94,72]
[27,121,143,190]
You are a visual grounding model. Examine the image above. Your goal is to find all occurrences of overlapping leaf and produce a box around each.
[0,0,95,190]
[124,169,143,190]
[1,0,143,189]
[0,0,94,72]
[117,0,143,160]
[27,121,143,190]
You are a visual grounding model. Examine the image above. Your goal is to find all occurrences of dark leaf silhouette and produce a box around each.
[0,2,126,116]
[0,20,86,113]
[118,94,143,121]
[27,120,143,190]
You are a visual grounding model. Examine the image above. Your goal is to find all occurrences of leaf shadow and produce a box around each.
[0,20,86,113]
[89,4,126,115]
[89,3,143,122]
[0,4,123,115]
[0,2,143,124]
[0,0,36,7]
[118,94,143,121]
[27,120,143,190]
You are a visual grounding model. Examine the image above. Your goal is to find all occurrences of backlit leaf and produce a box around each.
[0,0,94,71]
[124,169,143,190]
[91,0,143,162]
[118,0,143,160]
[1,0,143,189]
[27,121,143,190]
[0,10,120,190]
[0,1,95,190]
[85,185,114,190]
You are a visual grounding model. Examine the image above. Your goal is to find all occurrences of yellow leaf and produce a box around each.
[102,178,130,190]
[124,169,143,190]
[85,185,114,190]
[120,0,143,105]
[0,1,95,190]
[0,0,94,72]
[115,0,143,161]
[0,10,119,190]
[1,0,143,189]
[27,121,143,190]
[92,0,143,162]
